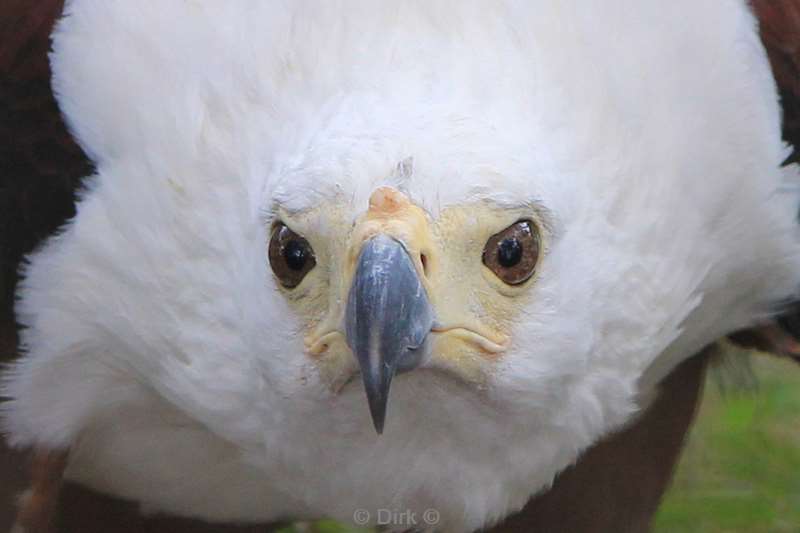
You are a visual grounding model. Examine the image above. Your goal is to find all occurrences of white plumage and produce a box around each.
[3,1,799,531]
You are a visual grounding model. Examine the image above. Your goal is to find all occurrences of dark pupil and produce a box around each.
[497,238,523,268]
[283,240,307,271]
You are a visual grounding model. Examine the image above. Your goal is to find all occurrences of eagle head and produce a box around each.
[3,1,800,531]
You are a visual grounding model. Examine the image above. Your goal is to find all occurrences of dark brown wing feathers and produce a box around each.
[0,0,91,346]
[751,0,800,163]
[740,1,800,359]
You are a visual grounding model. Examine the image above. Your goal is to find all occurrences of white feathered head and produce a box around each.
[4,1,800,531]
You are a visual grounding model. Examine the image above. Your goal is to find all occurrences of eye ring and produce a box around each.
[268,223,316,288]
[482,220,540,285]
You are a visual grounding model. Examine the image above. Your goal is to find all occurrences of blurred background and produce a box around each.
[653,351,800,532]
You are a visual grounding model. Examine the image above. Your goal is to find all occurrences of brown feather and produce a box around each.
[0,0,92,341]
[742,1,800,360]
[0,2,89,530]
[751,0,800,162]
[13,450,69,533]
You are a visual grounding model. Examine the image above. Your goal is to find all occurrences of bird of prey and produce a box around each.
[2,1,799,532]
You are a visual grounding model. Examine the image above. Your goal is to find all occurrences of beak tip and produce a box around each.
[365,383,389,435]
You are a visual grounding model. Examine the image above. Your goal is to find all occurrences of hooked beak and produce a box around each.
[345,234,434,434]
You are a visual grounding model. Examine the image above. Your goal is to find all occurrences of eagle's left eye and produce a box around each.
[268,223,316,288]
[482,220,540,285]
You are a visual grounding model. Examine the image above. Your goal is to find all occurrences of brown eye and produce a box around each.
[482,220,540,285]
[268,223,316,288]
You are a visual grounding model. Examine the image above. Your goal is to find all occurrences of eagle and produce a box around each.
[1,1,799,532]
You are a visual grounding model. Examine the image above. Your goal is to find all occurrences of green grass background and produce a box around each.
[653,353,800,532]
[279,353,800,533]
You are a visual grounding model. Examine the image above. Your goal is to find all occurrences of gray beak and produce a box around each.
[345,235,434,434]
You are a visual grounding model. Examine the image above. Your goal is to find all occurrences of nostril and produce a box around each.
[420,253,428,275]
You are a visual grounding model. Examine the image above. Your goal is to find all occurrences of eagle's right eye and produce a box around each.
[268,223,316,288]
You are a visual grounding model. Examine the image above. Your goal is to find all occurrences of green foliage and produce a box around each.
[275,520,371,533]
[655,355,800,532]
